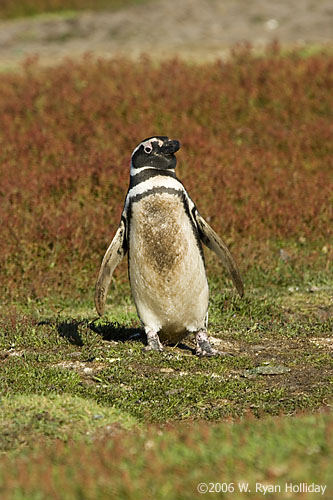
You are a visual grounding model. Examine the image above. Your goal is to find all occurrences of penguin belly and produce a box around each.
[129,192,209,344]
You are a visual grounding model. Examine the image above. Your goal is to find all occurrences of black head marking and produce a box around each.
[131,136,181,170]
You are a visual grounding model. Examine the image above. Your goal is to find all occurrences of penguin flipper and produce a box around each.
[194,211,244,297]
[95,218,127,316]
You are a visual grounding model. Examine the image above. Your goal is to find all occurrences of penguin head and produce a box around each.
[131,136,180,171]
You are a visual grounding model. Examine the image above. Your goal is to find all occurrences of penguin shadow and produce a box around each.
[89,320,145,344]
[56,320,86,346]
[49,319,145,346]
[40,319,194,353]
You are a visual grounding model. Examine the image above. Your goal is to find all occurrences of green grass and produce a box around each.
[0,394,137,454]
[0,411,332,499]
[1,265,332,430]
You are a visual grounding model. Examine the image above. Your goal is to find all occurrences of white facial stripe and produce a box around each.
[153,138,164,147]
[142,138,164,150]
[131,138,164,158]
[143,140,153,151]
[131,143,142,157]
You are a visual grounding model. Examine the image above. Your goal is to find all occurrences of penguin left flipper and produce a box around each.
[95,218,127,316]
[194,211,244,298]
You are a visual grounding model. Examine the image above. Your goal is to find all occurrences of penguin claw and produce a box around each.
[143,330,164,352]
[195,341,220,357]
[195,330,224,357]
[195,344,233,357]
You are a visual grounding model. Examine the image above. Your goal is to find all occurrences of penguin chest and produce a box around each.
[128,192,209,340]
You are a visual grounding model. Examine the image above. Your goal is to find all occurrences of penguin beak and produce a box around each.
[162,140,180,155]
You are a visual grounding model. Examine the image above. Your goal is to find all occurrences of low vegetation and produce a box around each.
[0,48,331,304]
[0,412,332,499]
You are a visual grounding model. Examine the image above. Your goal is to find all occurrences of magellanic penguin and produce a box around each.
[95,136,244,356]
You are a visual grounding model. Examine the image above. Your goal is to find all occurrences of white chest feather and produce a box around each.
[128,192,209,342]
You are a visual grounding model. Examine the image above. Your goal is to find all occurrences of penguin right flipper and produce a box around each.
[95,218,127,316]
[194,211,244,298]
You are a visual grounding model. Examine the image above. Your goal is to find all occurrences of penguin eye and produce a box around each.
[144,145,153,154]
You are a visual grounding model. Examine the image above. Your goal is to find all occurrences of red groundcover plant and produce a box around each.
[0,49,332,301]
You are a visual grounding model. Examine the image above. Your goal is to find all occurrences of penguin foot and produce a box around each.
[143,329,164,352]
[195,329,221,357]
[195,341,220,357]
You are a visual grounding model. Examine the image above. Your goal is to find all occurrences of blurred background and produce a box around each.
[0,0,332,68]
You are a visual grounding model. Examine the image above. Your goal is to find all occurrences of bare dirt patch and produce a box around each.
[0,0,332,69]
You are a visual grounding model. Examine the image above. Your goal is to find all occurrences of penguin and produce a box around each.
[95,136,244,356]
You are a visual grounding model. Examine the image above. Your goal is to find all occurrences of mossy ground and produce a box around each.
[1,261,332,432]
